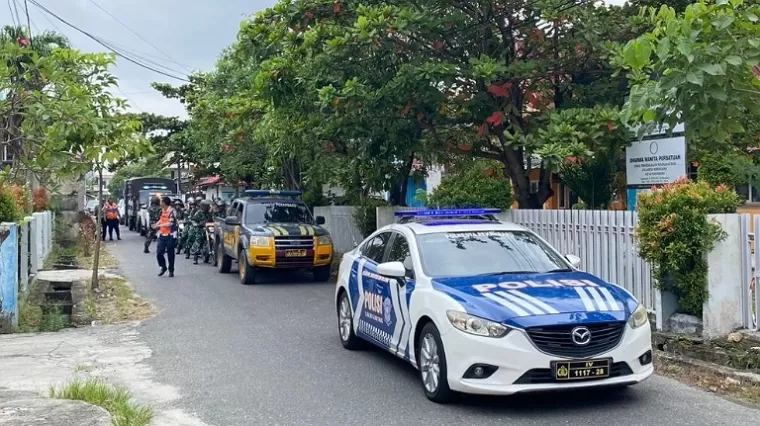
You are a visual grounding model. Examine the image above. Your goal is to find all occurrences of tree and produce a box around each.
[618,0,760,144]
[427,159,512,209]
[554,106,632,209]
[233,0,649,208]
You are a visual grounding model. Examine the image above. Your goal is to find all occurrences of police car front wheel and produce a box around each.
[337,292,362,350]
[417,323,453,403]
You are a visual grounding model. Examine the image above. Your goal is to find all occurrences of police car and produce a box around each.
[334,209,653,402]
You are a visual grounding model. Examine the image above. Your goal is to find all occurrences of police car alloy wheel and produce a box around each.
[417,323,453,403]
[337,292,362,350]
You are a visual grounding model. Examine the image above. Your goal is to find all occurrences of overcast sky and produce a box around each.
[2,0,628,119]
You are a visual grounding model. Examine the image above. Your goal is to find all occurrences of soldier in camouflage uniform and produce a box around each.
[143,196,162,254]
[182,198,196,258]
[215,199,227,219]
[190,200,214,264]
[173,200,185,254]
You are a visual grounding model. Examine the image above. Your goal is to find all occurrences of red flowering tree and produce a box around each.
[235,1,644,207]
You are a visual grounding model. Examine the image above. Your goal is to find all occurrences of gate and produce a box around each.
[741,215,760,330]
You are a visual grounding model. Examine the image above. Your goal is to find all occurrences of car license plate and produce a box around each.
[552,359,610,381]
[285,249,307,257]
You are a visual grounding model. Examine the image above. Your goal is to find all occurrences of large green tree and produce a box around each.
[232,0,650,208]
[619,0,760,143]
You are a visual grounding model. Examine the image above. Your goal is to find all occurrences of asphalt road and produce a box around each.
[108,230,758,426]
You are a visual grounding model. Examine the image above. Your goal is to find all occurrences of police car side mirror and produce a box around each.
[225,216,241,226]
[316,215,326,225]
[565,254,582,269]
[377,261,406,279]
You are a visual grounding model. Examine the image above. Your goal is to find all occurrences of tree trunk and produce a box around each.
[389,154,415,206]
[92,168,103,290]
[503,162,554,209]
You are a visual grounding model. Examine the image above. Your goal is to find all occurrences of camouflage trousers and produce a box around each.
[189,227,208,256]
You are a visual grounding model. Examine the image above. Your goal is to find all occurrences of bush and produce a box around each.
[0,183,31,217]
[32,187,50,212]
[427,160,512,209]
[636,178,741,316]
[353,198,388,238]
[0,189,21,223]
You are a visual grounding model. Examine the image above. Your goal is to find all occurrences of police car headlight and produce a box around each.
[628,304,649,329]
[249,236,271,247]
[446,310,510,338]
[318,235,332,245]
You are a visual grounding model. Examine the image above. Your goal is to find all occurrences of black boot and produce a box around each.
[158,267,167,277]
[168,270,174,278]
[193,255,199,265]
[143,243,149,254]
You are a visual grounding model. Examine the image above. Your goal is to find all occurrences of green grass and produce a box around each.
[50,379,153,426]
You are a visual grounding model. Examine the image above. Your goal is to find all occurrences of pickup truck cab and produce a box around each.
[215,190,334,284]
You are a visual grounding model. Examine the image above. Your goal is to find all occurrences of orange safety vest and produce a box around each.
[105,203,119,220]
[157,207,175,236]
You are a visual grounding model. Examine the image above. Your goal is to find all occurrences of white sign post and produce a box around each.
[625,135,687,186]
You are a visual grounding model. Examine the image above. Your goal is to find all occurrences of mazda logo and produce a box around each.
[571,326,592,346]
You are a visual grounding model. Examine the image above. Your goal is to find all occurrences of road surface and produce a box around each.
[108,230,757,426]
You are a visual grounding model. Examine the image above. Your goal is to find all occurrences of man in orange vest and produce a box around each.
[103,198,121,241]
[153,196,178,277]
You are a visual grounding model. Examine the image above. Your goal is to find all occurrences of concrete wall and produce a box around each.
[0,223,18,329]
[703,214,745,338]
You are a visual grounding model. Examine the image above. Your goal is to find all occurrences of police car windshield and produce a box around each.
[417,230,569,278]
[245,202,314,224]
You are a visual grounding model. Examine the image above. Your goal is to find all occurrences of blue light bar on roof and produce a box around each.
[245,189,303,198]
[394,208,501,217]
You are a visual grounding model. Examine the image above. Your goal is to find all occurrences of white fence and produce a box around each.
[314,206,365,253]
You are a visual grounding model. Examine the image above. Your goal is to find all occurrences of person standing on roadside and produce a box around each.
[143,196,162,254]
[104,198,121,241]
[153,196,178,277]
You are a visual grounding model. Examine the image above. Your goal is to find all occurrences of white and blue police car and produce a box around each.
[334,208,653,402]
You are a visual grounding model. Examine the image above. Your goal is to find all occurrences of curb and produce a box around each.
[655,350,760,385]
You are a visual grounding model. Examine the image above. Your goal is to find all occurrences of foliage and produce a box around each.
[618,0,760,144]
[636,178,741,316]
[164,0,652,208]
[32,187,49,212]
[553,106,632,209]
[0,185,21,222]
[353,198,388,238]
[108,154,168,200]
[0,182,30,217]
[50,379,154,426]
[427,160,512,209]
[696,151,756,188]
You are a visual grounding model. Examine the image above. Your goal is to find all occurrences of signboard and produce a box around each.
[625,135,687,186]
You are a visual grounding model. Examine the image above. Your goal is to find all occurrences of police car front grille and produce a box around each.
[525,322,626,358]
[513,361,633,385]
[274,236,314,250]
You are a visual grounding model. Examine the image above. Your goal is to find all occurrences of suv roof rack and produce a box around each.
[244,190,302,199]
[394,208,502,224]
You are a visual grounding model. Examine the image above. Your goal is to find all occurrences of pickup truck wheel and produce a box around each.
[217,241,232,273]
[239,250,256,285]
[313,265,331,282]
